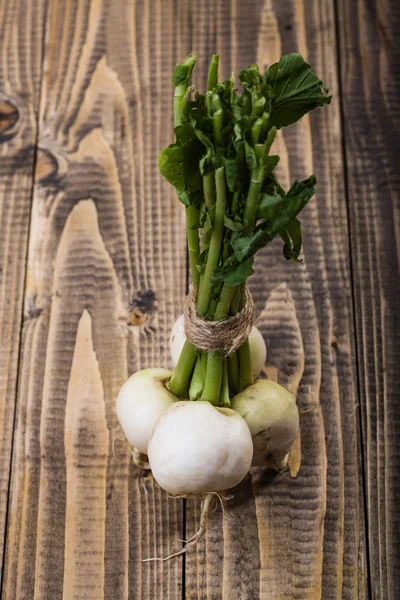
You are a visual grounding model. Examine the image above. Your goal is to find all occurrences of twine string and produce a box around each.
[183,286,256,356]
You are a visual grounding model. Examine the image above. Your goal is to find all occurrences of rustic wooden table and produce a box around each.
[0,0,399,598]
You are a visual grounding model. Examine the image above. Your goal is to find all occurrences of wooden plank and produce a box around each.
[336,0,400,598]
[2,1,191,598]
[0,0,47,584]
[186,0,368,598]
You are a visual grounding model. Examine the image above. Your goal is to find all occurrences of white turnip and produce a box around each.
[145,399,253,560]
[231,379,299,469]
[148,400,253,495]
[116,368,176,455]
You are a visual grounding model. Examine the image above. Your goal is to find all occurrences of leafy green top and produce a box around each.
[159,53,331,288]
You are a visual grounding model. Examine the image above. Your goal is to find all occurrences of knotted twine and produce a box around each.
[183,286,257,357]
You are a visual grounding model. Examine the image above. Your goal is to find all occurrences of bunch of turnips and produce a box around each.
[116,53,331,557]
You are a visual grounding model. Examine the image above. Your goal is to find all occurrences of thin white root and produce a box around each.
[143,493,214,562]
[131,447,151,470]
[209,491,233,519]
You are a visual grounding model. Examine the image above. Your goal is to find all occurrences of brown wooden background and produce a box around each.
[0,0,399,598]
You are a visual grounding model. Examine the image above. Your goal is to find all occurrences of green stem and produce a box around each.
[219,360,230,407]
[189,355,205,399]
[197,167,227,316]
[173,55,201,289]
[243,167,264,236]
[212,95,223,147]
[231,188,241,215]
[227,286,242,393]
[169,340,196,397]
[208,297,217,317]
[201,353,222,405]
[236,283,253,391]
[207,55,219,92]
[230,286,241,314]
[251,118,263,146]
[200,352,207,378]
[264,126,277,155]
[235,137,258,391]
[260,111,270,141]
[201,283,235,404]
[203,172,215,211]
[213,111,223,147]
[206,55,219,113]
[214,284,235,320]
[239,341,253,391]
[186,205,200,287]
[173,54,197,126]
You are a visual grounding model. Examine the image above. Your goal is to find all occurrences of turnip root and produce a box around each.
[170,314,267,379]
[116,368,176,455]
[247,326,267,380]
[144,400,253,560]
[231,379,299,469]
[148,401,253,495]
[169,314,185,366]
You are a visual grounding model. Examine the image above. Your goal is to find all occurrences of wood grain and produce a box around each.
[186,0,368,598]
[336,0,400,598]
[1,0,397,597]
[0,0,47,584]
[2,0,190,598]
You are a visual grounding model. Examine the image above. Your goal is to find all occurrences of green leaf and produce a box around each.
[244,142,257,169]
[287,174,316,199]
[200,149,217,176]
[224,257,254,285]
[182,92,207,120]
[176,189,190,206]
[172,54,197,88]
[194,128,214,149]
[158,124,204,201]
[264,126,276,154]
[224,155,243,192]
[258,194,284,219]
[238,64,262,89]
[232,231,268,262]
[232,95,252,125]
[253,96,266,117]
[210,256,236,284]
[232,174,316,262]
[224,215,244,231]
[280,217,303,262]
[175,123,196,145]
[196,247,209,275]
[172,64,190,86]
[201,213,213,247]
[260,155,280,175]
[176,189,203,208]
[266,53,332,129]
[270,174,286,198]
[159,145,187,191]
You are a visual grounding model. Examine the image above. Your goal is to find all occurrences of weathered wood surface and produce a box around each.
[0,0,398,598]
[2,1,189,598]
[0,0,47,582]
[186,1,366,598]
[337,0,400,598]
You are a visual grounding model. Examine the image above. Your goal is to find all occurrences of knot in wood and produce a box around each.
[36,148,58,182]
[0,100,19,136]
